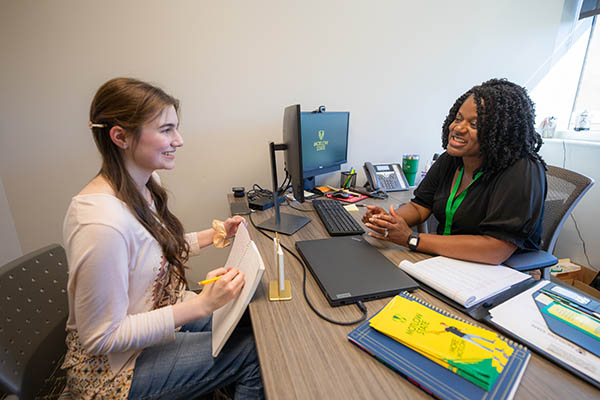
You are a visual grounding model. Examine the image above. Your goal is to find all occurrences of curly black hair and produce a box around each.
[441,78,546,178]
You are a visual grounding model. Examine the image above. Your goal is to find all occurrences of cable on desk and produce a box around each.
[249,212,368,326]
[284,197,315,212]
[247,170,291,201]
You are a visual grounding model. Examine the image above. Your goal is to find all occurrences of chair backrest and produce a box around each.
[541,165,594,253]
[0,244,69,399]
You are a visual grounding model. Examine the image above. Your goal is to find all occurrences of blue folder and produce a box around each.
[533,282,600,357]
[348,292,531,400]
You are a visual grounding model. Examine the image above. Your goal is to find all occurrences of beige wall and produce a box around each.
[0,176,22,265]
[0,1,565,281]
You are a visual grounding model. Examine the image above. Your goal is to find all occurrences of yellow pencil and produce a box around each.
[198,276,222,285]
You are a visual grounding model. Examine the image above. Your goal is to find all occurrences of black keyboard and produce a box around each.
[312,199,365,236]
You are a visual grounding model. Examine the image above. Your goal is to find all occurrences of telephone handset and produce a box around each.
[363,162,410,192]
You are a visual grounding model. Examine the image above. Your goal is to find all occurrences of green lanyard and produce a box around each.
[443,167,482,235]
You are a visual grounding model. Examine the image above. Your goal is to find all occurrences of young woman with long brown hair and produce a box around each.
[62,77,264,399]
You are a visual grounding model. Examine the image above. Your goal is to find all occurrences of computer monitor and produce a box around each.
[283,105,349,203]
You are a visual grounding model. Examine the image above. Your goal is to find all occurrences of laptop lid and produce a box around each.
[296,236,419,306]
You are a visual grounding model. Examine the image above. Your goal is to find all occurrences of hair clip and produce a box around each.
[88,121,106,129]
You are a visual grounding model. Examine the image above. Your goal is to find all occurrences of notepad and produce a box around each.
[398,256,530,308]
[211,223,265,357]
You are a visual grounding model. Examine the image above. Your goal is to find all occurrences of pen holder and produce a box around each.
[340,171,357,189]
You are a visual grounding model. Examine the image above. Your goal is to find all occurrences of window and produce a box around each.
[571,16,600,131]
[531,2,600,138]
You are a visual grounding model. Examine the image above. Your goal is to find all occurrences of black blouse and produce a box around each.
[412,152,547,251]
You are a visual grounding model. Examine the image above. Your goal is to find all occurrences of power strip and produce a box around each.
[248,196,285,210]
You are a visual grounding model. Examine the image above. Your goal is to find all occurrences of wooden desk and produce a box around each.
[231,194,599,399]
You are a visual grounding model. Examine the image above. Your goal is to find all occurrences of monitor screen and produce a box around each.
[300,112,349,177]
[283,105,350,203]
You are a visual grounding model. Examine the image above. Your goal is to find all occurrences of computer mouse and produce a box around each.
[331,191,349,199]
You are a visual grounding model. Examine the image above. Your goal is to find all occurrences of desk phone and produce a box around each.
[364,162,409,192]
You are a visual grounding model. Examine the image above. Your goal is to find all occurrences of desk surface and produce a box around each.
[231,193,599,399]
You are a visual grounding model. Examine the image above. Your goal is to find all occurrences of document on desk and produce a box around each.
[398,256,530,308]
[211,223,265,357]
[488,281,600,385]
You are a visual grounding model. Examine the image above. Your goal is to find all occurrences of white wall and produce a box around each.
[539,139,599,270]
[0,1,566,281]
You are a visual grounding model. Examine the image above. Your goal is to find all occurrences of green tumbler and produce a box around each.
[402,154,419,186]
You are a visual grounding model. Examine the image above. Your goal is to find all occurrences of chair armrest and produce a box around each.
[503,250,558,272]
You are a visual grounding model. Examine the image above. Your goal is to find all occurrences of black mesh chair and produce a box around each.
[0,244,69,400]
[539,165,595,254]
[504,165,594,278]
[418,165,594,278]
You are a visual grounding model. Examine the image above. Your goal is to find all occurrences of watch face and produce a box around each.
[408,234,419,249]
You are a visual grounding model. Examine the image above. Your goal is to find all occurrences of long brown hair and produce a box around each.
[89,77,189,285]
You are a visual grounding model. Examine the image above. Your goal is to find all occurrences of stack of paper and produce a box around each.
[370,295,514,390]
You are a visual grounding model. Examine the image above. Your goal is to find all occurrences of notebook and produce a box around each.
[295,236,418,306]
[211,223,265,357]
[348,292,531,400]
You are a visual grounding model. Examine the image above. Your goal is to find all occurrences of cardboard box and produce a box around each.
[551,258,600,300]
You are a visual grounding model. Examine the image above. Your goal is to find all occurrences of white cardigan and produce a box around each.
[62,193,201,376]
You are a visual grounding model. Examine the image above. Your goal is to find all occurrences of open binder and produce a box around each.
[484,281,600,389]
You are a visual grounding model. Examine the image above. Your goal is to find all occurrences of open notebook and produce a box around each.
[398,256,530,308]
[211,223,265,357]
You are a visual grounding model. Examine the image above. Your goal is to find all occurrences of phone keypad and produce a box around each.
[380,173,401,190]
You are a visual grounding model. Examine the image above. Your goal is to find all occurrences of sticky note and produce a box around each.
[344,204,359,212]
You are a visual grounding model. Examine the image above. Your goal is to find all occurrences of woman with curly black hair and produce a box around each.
[363,79,547,264]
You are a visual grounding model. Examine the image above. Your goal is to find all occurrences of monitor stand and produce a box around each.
[256,213,310,235]
[256,142,310,235]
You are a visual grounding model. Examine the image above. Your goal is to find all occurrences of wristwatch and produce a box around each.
[407,232,420,251]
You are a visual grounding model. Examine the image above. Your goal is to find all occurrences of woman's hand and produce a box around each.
[364,205,412,246]
[224,216,247,238]
[172,266,245,327]
[196,267,245,314]
[361,205,388,224]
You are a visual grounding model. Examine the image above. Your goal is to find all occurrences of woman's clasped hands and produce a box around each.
[362,205,412,247]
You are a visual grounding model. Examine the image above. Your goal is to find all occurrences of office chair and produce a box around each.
[418,165,594,278]
[0,244,69,400]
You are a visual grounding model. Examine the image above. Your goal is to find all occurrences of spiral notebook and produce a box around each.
[348,292,530,400]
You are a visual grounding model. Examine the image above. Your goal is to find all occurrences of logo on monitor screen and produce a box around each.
[313,130,328,151]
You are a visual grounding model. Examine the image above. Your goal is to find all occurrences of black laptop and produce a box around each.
[296,236,419,306]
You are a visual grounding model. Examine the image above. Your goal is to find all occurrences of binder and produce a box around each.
[348,292,530,400]
[533,282,600,357]
[484,281,600,389]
